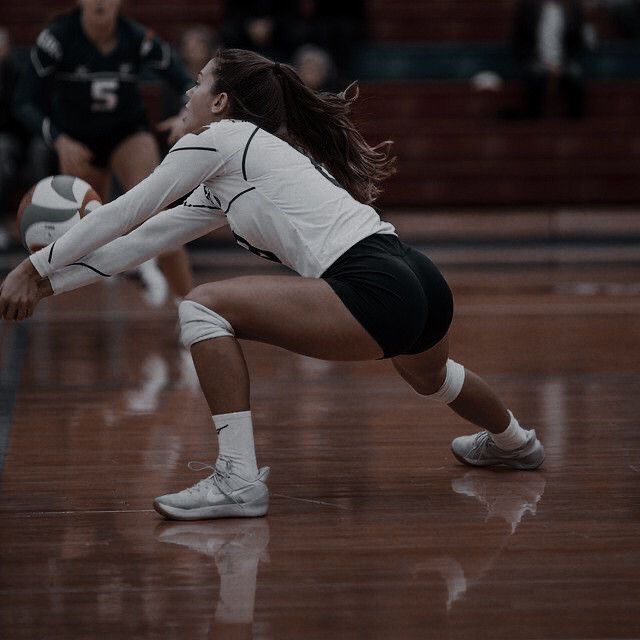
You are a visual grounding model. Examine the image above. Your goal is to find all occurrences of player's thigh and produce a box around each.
[110,132,161,189]
[58,159,110,202]
[187,275,384,361]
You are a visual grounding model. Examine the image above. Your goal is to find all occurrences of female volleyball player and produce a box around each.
[12,0,193,303]
[0,49,545,521]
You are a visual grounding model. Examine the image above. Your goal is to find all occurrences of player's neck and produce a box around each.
[81,15,117,52]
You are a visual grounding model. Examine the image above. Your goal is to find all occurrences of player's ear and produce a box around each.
[211,92,228,115]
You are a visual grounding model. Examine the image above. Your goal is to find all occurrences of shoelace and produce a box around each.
[468,431,494,459]
[186,460,233,498]
[469,431,531,459]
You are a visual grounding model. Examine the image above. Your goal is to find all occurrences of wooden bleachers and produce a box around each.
[5,1,638,209]
[353,81,640,207]
[367,0,615,43]
[368,0,514,43]
[4,0,618,47]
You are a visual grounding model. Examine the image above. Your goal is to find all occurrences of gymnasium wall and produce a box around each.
[4,1,640,209]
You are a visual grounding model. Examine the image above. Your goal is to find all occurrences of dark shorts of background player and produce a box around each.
[322,233,454,359]
[69,116,151,169]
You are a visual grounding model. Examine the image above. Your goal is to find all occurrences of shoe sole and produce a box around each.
[451,447,545,471]
[153,494,269,521]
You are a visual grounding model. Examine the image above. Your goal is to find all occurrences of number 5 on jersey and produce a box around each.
[91,79,119,112]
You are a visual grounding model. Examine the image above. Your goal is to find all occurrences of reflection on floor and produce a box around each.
[0,263,639,639]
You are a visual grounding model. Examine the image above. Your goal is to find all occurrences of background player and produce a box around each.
[12,0,194,303]
[0,49,545,521]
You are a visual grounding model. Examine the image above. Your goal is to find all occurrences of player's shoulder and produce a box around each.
[118,15,146,39]
[35,10,79,58]
[118,15,163,51]
[170,121,275,161]
[169,130,219,154]
[209,119,273,150]
[45,9,79,34]
[210,119,257,134]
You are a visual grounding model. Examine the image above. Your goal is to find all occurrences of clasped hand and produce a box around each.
[0,259,49,321]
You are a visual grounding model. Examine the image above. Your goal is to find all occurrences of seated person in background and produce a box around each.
[283,0,365,75]
[12,0,195,304]
[0,27,52,251]
[293,44,337,92]
[222,0,288,61]
[160,25,219,141]
[513,0,588,118]
[180,26,219,79]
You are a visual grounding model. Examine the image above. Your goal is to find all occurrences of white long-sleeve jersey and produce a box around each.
[29,119,396,294]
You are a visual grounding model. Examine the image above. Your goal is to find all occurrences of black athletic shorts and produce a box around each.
[71,116,151,169]
[322,233,454,359]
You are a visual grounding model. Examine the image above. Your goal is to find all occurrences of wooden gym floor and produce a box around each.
[1,259,639,639]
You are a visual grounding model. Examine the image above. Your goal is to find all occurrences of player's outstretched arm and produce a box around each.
[0,196,227,320]
[28,131,224,283]
[50,201,227,295]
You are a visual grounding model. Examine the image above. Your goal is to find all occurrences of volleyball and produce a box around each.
[16,175,101,253]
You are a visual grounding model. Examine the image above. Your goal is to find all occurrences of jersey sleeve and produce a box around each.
[12,26,64,145]
[139,28,193,97]
[49,192,228,294]
[29,132,225,279]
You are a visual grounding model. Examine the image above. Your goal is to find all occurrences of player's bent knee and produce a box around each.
[178,300,235,350]
[409,368,446,396]
[424,359,465,404]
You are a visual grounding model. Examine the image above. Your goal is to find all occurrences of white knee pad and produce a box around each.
[179,300,235,349]
[426,359,465,404]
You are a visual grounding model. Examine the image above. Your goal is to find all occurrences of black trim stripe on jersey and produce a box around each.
[242,126,260,180]
[232,231,282,264]
[184,203,222,211]
[168,146,219,154]
[225,187,256,214]
[70,262,111,278]
[48,242,56,263]
[203,186,221,207]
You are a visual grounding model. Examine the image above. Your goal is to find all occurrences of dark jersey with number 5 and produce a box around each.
[13,9,192,146]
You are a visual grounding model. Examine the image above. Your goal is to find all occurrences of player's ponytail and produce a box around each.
[215,49,396,205]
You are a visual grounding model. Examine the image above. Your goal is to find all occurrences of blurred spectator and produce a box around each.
[221,1,365,76]
[162,25,219,124]
[293,44,337,91]
[282,0,365,72]
[222,1,288,61]
[0,27,18,249]
[0,27,52,250]
[513,0,588,118]
[12,2,195,298]
[180,25,219,78]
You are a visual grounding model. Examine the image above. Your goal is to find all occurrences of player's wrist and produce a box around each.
[37,277,54,299]
[19,257,41,281]
[28,254,48,279]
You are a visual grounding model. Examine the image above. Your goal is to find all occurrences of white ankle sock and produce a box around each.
[490,411,529,451]
[213,410,259,479]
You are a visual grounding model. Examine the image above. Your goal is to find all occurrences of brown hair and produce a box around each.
[213,48,396,205]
